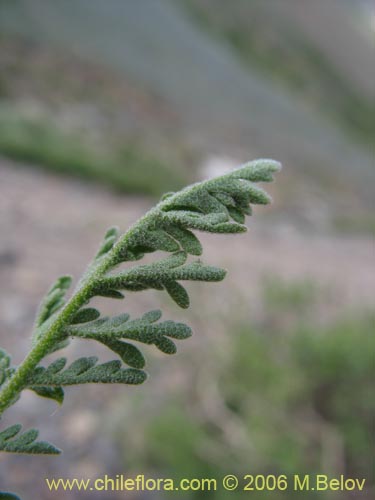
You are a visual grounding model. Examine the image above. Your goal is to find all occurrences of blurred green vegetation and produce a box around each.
[180,0,375,148]
[332,214,375,237]
[0,109,188,196]
[117,277,374,499]
[262,275,317,313]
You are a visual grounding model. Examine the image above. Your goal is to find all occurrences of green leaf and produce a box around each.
[154,336,177,354]
[105,313,130,328]
[161,210,241,233]
[95,226,119,259]
[229,159,281,182]
[127,228,180,254]
[96,235,117,258]
[28,357,146,386]
[211,191,237,208]
[50,276,72,293]
[61,357,97,375]
[70,308,100,324]
[105,227,119,239]
[147,230,181,252]
[95,338,146,369]
[68,314,192,342]
[153,159,280,238]
[0,349,12,387]
[228,207,246,224]
[162,188,228,215]
[158,250,188,268]
[0,424,60,455]
[95,253,225,301]
[152,320,192,339]
[168,261,226,282]
[30,386,64,405]
[66,311,192,367]
[47,338,70,354]
[160,191,175,201]
[210,222,247,233]
[43,357,67,375]
[119,319,192,341]
[141,309,162,322]
[164,281,190,308]
[0,424,21,441]
[34,275,72,329]
[97,289,125,299]
[162,225,203,255]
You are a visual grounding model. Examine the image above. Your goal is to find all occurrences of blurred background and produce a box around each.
[0,0,374,498]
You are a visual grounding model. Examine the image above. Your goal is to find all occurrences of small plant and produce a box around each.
[0,159,281,498]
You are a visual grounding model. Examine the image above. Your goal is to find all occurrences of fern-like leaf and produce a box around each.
[34,276,72,329]
[95,338,146,369]
[95,226,120,259]
[94,251,226,308]
[30,386,64,405]
[66,310,192,364]
[27,357,146,386]
[0,423,60,454]
[32,276,73,353]
[71,307,101,324]
[0,350,13,388]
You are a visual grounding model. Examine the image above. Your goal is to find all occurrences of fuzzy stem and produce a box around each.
[0,209,157,415]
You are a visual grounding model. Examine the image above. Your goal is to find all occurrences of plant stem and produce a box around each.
[0,287,88,414]
[0,209,156,416]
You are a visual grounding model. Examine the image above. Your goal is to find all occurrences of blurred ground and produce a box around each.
[0,1,374,197]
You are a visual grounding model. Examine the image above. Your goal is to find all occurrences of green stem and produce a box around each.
[0,208,158,416]
[0,297,83,414]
